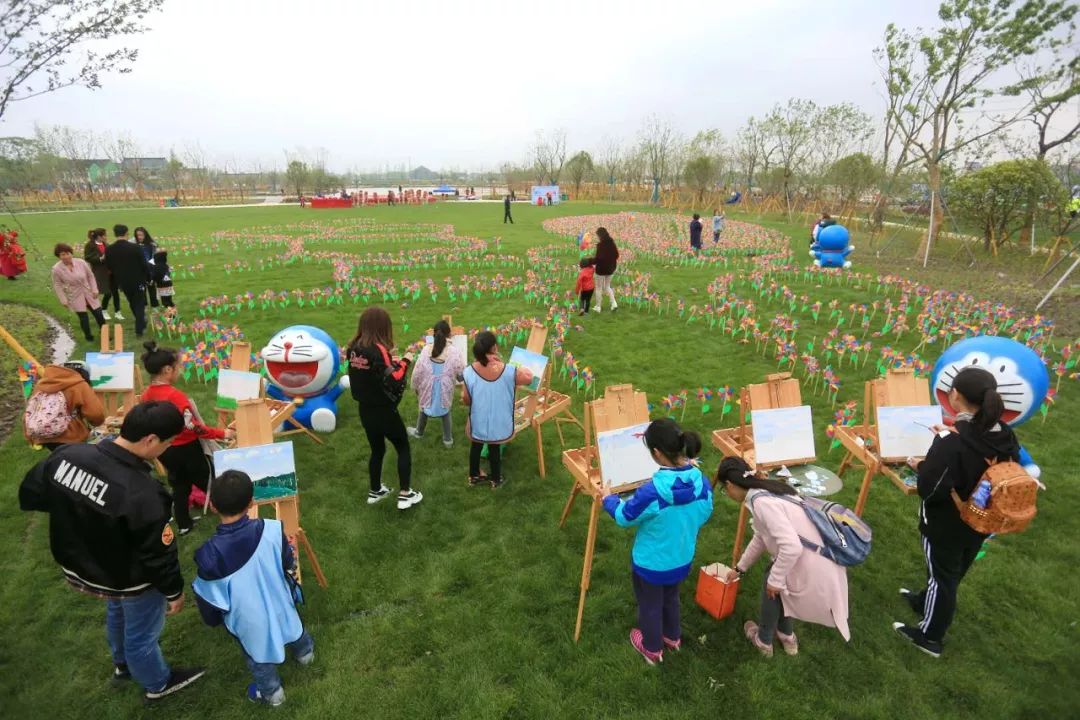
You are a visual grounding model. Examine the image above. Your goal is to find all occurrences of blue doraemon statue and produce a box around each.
[931,336,1049,478]
[810,224,854,269]
[262,325,349,432]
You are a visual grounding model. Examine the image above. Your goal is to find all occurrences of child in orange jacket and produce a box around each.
[575,258,596,316]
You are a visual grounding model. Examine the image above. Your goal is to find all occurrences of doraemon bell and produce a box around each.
[261,325,349,432]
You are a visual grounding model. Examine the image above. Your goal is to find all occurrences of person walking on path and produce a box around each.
[19,401,207,702]
[718,457,851,657]
[51,243,106,342]
[84,227,120,319]
[104,224,151,337]
[408,320,466,448]
[893,366,1021,658]
[461,331,533,489]
[346,307,421,510]
[503,194,514,224]
[591,227,619,313]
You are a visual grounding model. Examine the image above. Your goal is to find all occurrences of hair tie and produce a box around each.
[742,470,755,478]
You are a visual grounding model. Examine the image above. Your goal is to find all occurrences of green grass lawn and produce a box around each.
[0,200,1077,719]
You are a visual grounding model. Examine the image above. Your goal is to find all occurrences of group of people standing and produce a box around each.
[689,210,726,253]
[50,224,174,342]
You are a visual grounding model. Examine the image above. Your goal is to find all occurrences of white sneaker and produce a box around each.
[594,306,602,313]
[406,426,421,439]
[101,310,111,320]
[113,311,125,320]
[367,485,391,504]
[397,490,423,510]
[443,439,454,448]
[296,650,314,666]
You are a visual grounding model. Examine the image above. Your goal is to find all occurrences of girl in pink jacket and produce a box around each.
[407,320,466,448]
[718,457,851,657]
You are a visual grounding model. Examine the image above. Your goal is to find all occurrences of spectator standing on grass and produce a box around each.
[347,306,421,511]
[104,224,151,337]
[84,228,120,320]
[462,331,532,489]
[0,229,27,280]
[151,250,176,308]
[192,470,315,707]
[893,367,1021,658]
[504,194,514,224]
[690,213,703,253]
[408,319,466,448]
[717,456,850,658]
[591,227,619,313]
[140,342,234,535]
[603,418,713,665]
[134,227,159,309]
[19,401,206,702]
[712,210,725,244]
[51,242,106,342]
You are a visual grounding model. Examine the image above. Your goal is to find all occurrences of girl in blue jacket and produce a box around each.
[603,418,714,665]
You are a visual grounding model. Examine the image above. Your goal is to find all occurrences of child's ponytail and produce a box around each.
[644,418,701,464]
[951,366,1005,433]
[432,319,450,358]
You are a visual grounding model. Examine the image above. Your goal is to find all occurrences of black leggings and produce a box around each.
[359,405,411,492]
[469,441,502,480]
[75,308,106,340]
[159,441,213,530]
[103,275,120,312]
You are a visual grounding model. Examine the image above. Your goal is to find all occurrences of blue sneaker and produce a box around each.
[247,683,285,706]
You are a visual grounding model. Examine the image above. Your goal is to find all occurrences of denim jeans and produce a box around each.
[416,411,453,443]
[106,589,171,692]
[245,630,315,697]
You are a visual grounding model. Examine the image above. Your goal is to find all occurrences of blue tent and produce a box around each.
[432,184,456,195]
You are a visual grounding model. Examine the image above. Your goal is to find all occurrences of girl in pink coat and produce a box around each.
[51,242,106,342]
[407,320,466,448]
[718,457,850,657]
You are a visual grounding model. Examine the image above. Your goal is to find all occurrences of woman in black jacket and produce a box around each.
[346,307,419,511]
[134,227,158,308]
[591,227,619,313]
[893,366,1020,657]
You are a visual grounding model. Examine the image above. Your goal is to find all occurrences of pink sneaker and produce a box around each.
[662,636,681,651]
[743,621,774,657]
[776,629,799,655]
[629,629,663,665]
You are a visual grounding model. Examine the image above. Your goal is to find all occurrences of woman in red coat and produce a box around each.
[1,229,28,280]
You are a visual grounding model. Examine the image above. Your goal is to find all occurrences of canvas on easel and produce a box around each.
[837,368,930,516]
[876,405,943,460]
[233,398,327,588]
[89,325,141,418]
[559,384,650,642]
[751,406,816,466]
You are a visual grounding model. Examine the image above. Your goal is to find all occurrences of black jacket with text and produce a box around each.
[19,440,183,600]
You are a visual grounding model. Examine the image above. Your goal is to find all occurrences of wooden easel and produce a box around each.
[836,368,929,516]
[235,398,328,588]
[559,384,649,642]
[710,372,811,564]
[512,323,582,478]
[96,324,141,416]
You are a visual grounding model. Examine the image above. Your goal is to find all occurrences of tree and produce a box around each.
[531,129,567,185]
[564,150,594,197]
[735,118,775,192]
[827,152,881,204]
[596,139,622,201]
[163,150,183,199]
[806,104,873,197]
[639,115,676,204]
[684,155,719,205]
[879,0,1078,261]
[285,160,309,198]
[0,1,166,121]
[760,98,818,215]
[949,159,1065,253]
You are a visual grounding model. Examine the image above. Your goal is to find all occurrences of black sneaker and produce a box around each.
[110,663,131,688]
[468,474,487,487]
[899,587,924,615]
[144,667,206,702]
[892,623,942,658]
[490,476,506,489]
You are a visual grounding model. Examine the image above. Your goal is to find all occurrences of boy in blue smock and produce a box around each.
[192,470,314,706]
[603,418,713,665]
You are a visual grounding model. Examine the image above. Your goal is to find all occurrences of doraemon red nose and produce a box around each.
[266,360,318,389]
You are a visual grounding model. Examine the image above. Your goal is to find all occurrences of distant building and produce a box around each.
[410,165,437,181]
[121,157,168,176]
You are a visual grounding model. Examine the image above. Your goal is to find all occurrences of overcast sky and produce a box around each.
[0,0,1040,172]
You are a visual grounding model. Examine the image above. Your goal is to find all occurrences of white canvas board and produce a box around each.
[596,421,661,490]
[213,441,298,501]
[876,405,943,459]
[425,334,468,360]
[751,405,816,465]
[85,352,135,391]
[216,369,262,409]
[507,346,548,392]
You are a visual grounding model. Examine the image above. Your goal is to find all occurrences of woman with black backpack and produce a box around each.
[346,307,420,511]
[894,366,1021,658]
[717,457,851,657]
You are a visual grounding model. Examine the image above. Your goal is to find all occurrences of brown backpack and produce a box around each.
[952,460,1039,535]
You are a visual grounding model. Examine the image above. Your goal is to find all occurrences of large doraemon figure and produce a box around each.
[262,325,349,432]
[810,224,854,269]
[931,336,1049,477]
